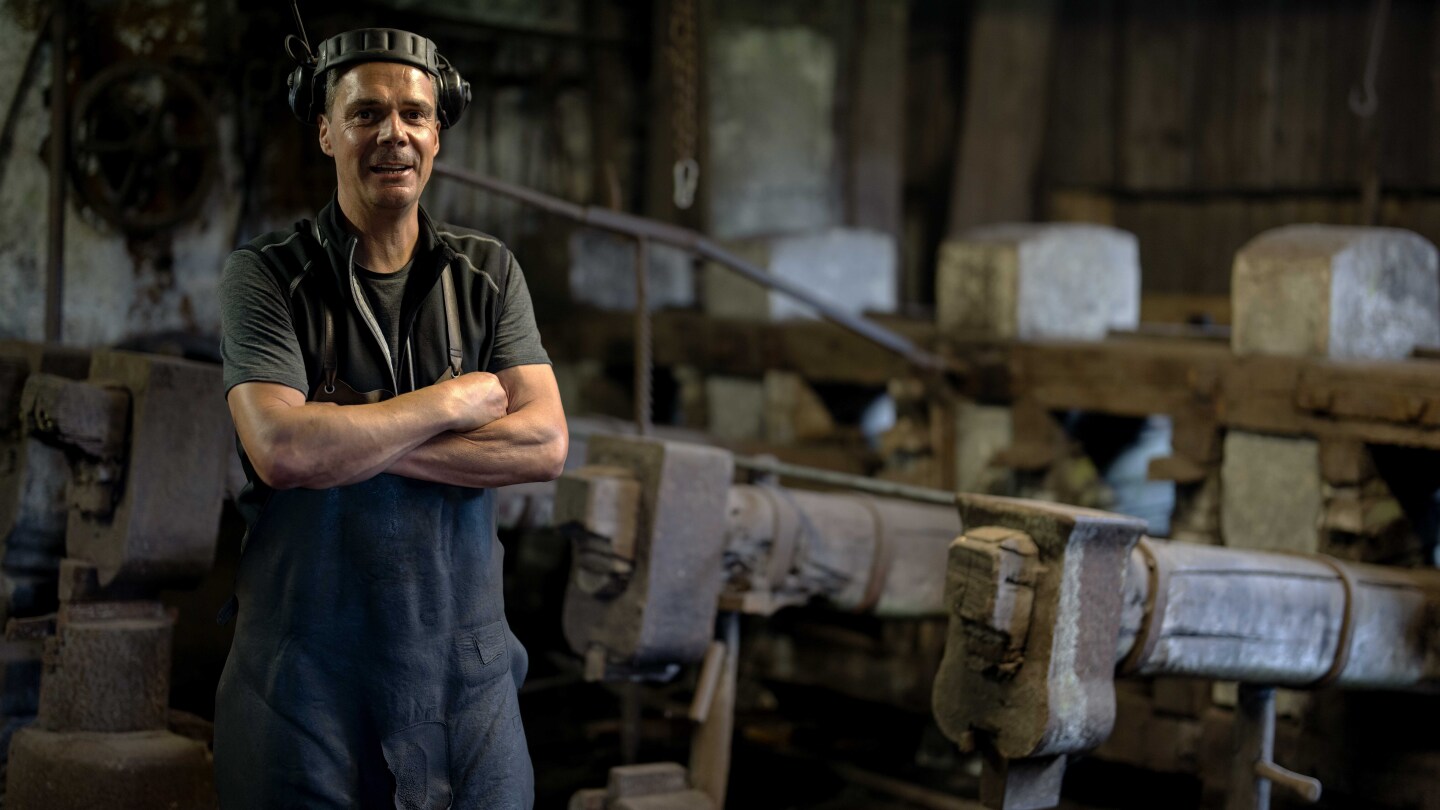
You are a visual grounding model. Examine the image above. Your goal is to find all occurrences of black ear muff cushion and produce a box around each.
[287,63,316,124]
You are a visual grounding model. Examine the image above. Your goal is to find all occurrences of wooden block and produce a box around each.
[1318,440,1374,485]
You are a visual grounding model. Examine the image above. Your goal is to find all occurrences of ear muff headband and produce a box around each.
[286,28,471,129]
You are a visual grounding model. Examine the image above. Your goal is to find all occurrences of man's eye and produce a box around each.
[355,110,373,121]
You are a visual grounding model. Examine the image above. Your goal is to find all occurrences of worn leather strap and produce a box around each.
[757,484,801,593]
[1310,555,1358,688]
[1118,537,1171,677]
[852,495,892,615]
[440,266,463,379]
[321,303,337,394]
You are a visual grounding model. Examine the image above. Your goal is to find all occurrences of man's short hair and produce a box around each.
[323,67,349,119]
[322,65,439,120]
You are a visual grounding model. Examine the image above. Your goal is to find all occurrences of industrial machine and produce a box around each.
[0,342,229,810]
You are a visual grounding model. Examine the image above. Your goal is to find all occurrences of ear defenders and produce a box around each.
[286,28,471,129]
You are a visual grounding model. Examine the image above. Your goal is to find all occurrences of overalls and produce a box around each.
[214,211,533,809]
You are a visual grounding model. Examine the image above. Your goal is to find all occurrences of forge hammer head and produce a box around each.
[557,435,734,679]
[933,495,1144,808]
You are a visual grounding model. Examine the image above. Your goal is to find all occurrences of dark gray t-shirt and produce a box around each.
[355,260,412,379]
[220,248,550,396]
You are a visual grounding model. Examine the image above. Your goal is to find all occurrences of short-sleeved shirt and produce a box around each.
[220,203,549,401]
[219,197,550,521]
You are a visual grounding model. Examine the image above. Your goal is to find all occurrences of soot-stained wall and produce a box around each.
[0,0,634,349]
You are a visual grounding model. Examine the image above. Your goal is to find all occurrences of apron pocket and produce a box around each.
[382,720,453,810]
[455,620,508,688]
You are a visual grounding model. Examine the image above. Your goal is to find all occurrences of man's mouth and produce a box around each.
[370,163,414,176]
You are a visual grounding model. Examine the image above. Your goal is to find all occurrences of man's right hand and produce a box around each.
[441,371,509,432]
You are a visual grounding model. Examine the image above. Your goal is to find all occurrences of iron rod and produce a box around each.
[430,162,951,374]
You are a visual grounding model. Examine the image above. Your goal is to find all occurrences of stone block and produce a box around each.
[937,223,1140,341]
[569,228,695,312]
[37,608,172,733]
[706,19,839,240]
[1232,225,1440,359]
[705,376,765,442]
[1220,432,1323,553]
[6,727,214,810]
[703,229,897,321]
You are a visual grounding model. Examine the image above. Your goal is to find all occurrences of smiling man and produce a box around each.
[213,28,565,809]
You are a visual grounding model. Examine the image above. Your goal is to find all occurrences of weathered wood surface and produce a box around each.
[540,310,931,384]
[846,0,907,243]
[547,311,1440,449]
[947,0,1059,233]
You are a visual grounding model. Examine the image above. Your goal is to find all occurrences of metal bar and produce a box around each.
[430,162,952,374]
[571,419,958,505]
[45,3,67,343]
[1227,685,1275,810]
[431,162,587,221]
[690,611,739,807]
[633,236,652,436]
[733,454,957,506]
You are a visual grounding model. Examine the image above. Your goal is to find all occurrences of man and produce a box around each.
[213,28,565,809]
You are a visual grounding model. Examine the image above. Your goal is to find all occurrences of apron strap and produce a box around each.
[321,302,338,394]
[441,265,463,378]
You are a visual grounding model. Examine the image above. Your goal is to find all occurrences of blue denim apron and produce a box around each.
[213,474,532,809]
[214,270,532,809]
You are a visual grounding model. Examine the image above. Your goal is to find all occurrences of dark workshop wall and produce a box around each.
[0,0,649,346]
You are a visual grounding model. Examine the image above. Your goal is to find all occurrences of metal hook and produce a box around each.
[672,158,699,211]
[1349,0,1390,118]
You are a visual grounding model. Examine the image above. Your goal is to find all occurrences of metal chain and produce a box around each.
[667,0,699,210]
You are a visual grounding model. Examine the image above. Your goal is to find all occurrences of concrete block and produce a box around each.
[1221,432,1323,553]
[703,229,897,321]
[706,20,839,240]
[37,609,172,733]
[936,223,1140,340]
[954,403,1013,493]
[569,228,695,311]
[6,727,214,810]
[1232,225,1440,359]
[705,376,765,442]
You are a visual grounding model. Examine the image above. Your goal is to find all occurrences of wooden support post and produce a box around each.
[947,0,1058,234]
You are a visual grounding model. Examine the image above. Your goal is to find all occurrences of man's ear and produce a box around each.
[317,114,334,157]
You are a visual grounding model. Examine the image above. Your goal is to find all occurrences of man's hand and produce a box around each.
[386,363,568,489]
[438,371,509,432]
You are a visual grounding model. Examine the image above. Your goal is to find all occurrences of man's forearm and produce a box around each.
[387,405,568,489]
[240,387,456,489]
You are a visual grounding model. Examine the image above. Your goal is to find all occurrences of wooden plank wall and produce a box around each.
[1036,0,1440,305]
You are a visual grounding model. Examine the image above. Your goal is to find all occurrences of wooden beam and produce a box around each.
[947,0,1059,234]
[846,0,908,243]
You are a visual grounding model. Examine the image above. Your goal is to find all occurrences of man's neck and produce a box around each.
[336,192,421,274]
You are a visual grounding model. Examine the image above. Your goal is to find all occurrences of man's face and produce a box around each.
[318,62,440,214]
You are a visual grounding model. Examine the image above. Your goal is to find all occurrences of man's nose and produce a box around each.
[377,110,409,146]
